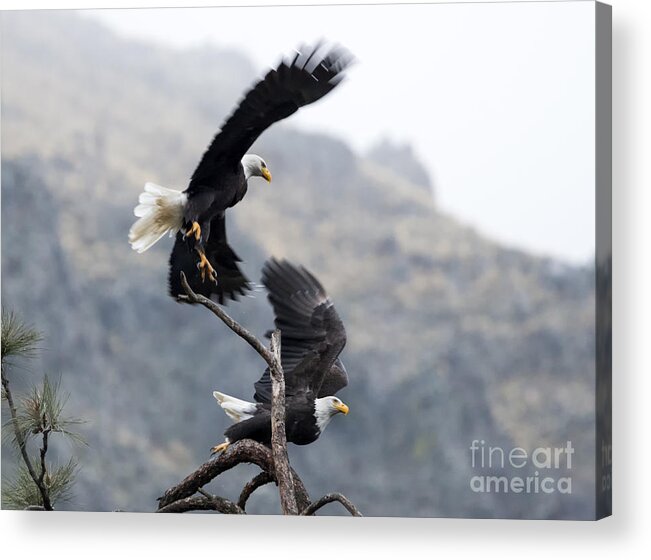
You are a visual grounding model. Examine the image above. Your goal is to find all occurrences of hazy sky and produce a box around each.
[85,1,596,263]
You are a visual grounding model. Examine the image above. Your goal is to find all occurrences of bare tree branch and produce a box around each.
[196,487,213,499]
[157,495,244,514]
[179,272,273,365]
[1,369,52,511]
[178,274,299,515]
[269,329,297,515]
[238,471,274,511]
[168,273,361,517]
[301,492,363,517]
[157,439,310,511]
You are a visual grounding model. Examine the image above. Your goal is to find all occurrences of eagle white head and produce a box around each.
[314,396,349,432]
[242,154,272,183]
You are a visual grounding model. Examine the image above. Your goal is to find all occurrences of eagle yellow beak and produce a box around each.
[262,167,272,183]
[334,402,349,415]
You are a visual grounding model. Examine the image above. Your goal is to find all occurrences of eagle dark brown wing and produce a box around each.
[253,259,347,403]
[188,44,353,189]
[168,213,250,303]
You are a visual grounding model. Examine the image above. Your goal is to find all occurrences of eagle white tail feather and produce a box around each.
[128,183,187,253]
[213,391,257,423]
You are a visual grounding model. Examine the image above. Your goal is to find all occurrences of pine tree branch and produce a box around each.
[301,492,363,517]
[37,427,51,489]
[1,368,52,510]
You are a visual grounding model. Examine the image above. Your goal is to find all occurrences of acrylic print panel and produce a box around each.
[0,1,610,519]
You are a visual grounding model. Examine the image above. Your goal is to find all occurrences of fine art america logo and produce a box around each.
[469,440,574,495]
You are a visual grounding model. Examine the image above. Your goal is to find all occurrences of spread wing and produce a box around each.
[318,358,348,397]
[168,213,251,304]
[253,259,347,403]
[188,44,353,189]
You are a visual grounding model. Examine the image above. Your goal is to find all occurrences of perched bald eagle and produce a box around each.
[128,44,352,304]
[210,258,349,454]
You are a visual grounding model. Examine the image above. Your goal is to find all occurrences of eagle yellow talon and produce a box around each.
[210,442,230,455]
[186,221,201,242]
[197,250,218,284]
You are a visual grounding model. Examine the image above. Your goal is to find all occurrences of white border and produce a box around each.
[1,0,649,558]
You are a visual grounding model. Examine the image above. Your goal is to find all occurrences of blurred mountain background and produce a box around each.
[1,11,596,518]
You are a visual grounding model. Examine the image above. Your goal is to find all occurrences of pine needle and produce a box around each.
[1,309,42,365]
[2,457,78,509]
[3,375,86,448]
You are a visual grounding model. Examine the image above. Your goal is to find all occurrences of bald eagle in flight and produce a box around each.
[210,258,349,454]
[128,44,352,303]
